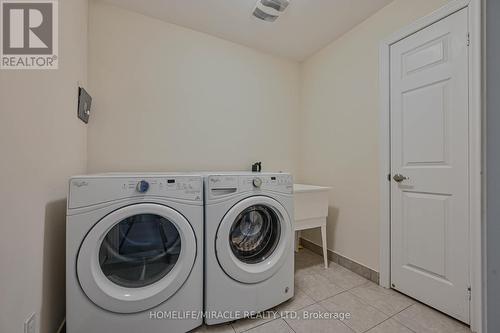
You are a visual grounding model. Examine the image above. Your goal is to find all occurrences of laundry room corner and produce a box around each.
[86,0,301,176]
[296,0,449,274]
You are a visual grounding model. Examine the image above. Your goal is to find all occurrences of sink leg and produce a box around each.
[321,224,328,268]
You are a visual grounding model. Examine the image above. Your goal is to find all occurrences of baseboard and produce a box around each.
[299,237,380,284]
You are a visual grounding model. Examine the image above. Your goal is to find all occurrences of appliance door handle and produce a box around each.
[211,188,237,196]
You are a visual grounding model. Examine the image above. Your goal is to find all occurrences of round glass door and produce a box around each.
[99,214,181,288]
[229,205,281,264]
[77,203,196,314]
[216,196,292,284]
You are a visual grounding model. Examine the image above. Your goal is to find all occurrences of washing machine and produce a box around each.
[204,172,294,325]
[66,174,203,333]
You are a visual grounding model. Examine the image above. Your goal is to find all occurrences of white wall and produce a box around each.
[0,1,88,333]
[87,1,301,175]
[299,0,449,271]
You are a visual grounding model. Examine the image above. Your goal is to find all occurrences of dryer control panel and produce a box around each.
[69,175,202,209]
[207,173,293,200]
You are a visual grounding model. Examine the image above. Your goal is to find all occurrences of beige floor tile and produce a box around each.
[393,303,471,333]
[274,289,316,313]
[319,292,389,333]
[190,323,235,333]
[284,304,354,333]
[365,319,413,333]
[295,271,346,302]
[312,263,368,290]
[295,263,321,280]
[295,249,324,270]
[349,282,415,316]
[231,310,280,333]
[227,248,472,333]
[245,319,293,333]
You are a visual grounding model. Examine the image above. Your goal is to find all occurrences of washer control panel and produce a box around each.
[240,174,293,192]
[69,175,203,209]
[207,173,293,199]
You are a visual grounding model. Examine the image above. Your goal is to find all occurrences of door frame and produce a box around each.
[378,0,483,332]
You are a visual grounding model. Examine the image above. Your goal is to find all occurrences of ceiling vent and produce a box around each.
[252,0,290,22]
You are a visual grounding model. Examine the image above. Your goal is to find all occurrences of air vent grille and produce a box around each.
[261,0,289,12]
[253,7,278,22]
[252,0,290,22]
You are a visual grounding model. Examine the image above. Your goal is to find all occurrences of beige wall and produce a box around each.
[0,1,88,333]
[0,3,456,331]
[87,0,451,272]
[298,0,449,271]
[87,1,301,174]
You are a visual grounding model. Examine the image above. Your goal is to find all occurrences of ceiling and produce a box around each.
[102,0,393,61]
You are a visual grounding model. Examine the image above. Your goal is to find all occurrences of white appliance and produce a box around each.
[203,172,294,325]
[66,174,203,333]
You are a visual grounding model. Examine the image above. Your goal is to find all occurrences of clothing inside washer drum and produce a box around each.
[98,214,181,288]
[229,205,281,264]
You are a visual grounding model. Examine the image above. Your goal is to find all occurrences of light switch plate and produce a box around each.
[78,87,92,124]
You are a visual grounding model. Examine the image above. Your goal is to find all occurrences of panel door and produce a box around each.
[390,8,470,323]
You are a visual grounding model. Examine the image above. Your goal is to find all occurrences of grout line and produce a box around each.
[362,318,389,332]
[389,304,418,333]
[239,318,292,333]
[358,314,398,333]
[234,311,283,332]
[281,317,297,333]
[391,303,416,317]
[377,302,418,333]
[234,320,272,333]
[359,316,410,333]
[316,290,393,333]
[315,297,356,333]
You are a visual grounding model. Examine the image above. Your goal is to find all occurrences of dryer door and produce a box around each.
[77,203,196,313]
[216,196,292,284]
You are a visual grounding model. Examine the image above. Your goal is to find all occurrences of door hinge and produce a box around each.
[467,32,470,46]
[387,173,391,181]
[467,286,471,300]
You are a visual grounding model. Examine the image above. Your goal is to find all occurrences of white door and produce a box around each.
[390,8,470,323]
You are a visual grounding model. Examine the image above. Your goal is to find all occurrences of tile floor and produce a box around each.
[191,249,471,333]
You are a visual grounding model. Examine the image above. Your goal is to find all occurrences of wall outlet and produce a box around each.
[24,313,35,333]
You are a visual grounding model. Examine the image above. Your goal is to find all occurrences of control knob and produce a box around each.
[136,180,150,193]
[253,177,262,188]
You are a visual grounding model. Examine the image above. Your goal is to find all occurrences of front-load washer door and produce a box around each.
[216,196,292,284]
[77,203,196,313]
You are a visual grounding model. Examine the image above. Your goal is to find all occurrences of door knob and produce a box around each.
[393,174,408,182]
